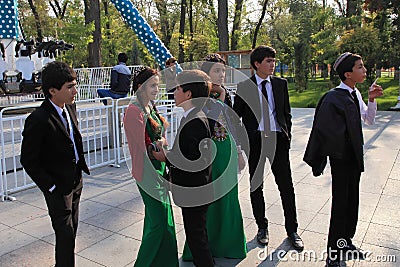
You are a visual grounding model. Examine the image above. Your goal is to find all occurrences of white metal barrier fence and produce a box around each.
[1,66,236,106]
[0,93,44,106]
[74,66,144,100]
[0,105,30,201]
[0,98,115,201]
[0,97,183,201]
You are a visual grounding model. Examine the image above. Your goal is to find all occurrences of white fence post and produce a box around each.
[114,97,132,165]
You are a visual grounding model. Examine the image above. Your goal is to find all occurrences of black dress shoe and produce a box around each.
[257,228,269,246]
[287,232,304,251]
[325,258,340,267]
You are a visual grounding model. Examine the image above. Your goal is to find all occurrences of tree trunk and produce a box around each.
[103,0,110,34]
[49,0,69,19]
[231,0,243,50]
[208,0,217,27]
[252,0,268,49]
[27,0,43,41]
[103,0,113,62]
[84,0,102,67]
[218,0,229,51]
[154,0,175,48]
[189,0,194,62]
[178,0,186,63]
[333,0,345,16]
[132,40,141,65]
[294,42,308,92]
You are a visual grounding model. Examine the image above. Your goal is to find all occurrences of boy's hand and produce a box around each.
[368,84,383,102]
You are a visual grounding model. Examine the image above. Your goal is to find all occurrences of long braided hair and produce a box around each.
[132,67,169,132]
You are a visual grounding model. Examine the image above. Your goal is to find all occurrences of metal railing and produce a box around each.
[1,66,236,104]
[0,99,115,200]
[0,97,183,201]
[74,66,144,100]
[0,105,34,201]
[0,93,44,106]
[76,98,116,169]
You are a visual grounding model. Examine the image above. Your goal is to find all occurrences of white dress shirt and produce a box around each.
[183,107,195,118]
[255,74,281,132]
[338,81,377,125]
[50,100,80,160]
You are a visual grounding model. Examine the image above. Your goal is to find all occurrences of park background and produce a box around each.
[16,0,400,110]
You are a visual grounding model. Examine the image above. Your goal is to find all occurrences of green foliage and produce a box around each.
[337,25,382,81]
[186,34,211,60]
[288,76,399,111]
[15,0,400,76]
[57,3,93,67]
[101,5,139,66]
[310,7,341,64]
[18,0,52,39]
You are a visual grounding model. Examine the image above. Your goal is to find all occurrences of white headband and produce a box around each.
[333,52,352,71]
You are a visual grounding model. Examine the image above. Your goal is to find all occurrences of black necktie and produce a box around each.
[351,90,360,115]
[62,109,70,133]
[261,80,271,137]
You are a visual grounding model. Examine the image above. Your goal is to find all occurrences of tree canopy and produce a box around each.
[16,0,400,90]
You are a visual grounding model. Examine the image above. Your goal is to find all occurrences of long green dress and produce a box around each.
[133,106,179,267]
[182,99,247,260]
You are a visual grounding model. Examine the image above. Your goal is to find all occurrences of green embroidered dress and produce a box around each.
[182,97,247,260]
[131,104,179,267]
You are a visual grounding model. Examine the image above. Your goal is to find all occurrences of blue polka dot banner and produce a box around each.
[0,0,19,39]
[110,0,174,69]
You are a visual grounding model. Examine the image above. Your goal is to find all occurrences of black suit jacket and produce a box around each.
[304,88,364,175]
[20,98,90,195]
[233,75,292,141]
[167,107,213,207]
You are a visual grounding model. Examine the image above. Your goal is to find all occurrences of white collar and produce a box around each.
[49,99,65,116]
[183,107,195,118]
[338,81,357,94]
[255,74,271,86]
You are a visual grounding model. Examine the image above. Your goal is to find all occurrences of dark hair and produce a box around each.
[200,53,226,75]
[41,61,76,98]
[131,67,169,129]
[176,70,210,99]
[132,67,158,94]
[118,52,128,63]
[335,53,362,81]
[250,45,276,70]
[165,57,177,66]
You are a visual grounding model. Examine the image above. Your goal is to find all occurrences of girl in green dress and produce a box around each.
[124,67,179,267]
[182,54,247,260]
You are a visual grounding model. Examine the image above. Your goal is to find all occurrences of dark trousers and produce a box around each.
[248,131,298,234]
[327,158,361,258]
[44,178,83,267]
[182,205,214,267]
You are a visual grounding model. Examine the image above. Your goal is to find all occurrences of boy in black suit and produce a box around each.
[304,52,383,267]
[233,45,303,250]
[21,61,90,267]
[153,70,214,266]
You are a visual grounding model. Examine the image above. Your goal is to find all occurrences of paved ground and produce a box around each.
[0,108,399,267]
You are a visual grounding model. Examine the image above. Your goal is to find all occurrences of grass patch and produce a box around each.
[288,76,399,110]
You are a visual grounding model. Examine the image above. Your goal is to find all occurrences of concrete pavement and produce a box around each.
[1,108,399,267]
